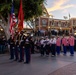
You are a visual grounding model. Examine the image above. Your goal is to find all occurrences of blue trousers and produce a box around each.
[19,47,24,61]
[24,48,30,63]
[10,47,15,59]
[51,44,56,56]
[15,46,19,60]
[56,46,60,55]
[69,46,74,55]
[40,45,45,55]
[0,45,5,53]
[63,46,67,54]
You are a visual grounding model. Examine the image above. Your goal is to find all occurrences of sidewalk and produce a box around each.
[0,52,76,75]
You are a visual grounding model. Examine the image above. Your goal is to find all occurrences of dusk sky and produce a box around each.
[45,0,76,19]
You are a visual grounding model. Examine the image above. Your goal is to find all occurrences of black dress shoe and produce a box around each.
[24,62,29,64]
[9,58,14,60]
[14,59,18,61]
[70,54,74,56]
[18,60,22,62]
[51,55,56,57]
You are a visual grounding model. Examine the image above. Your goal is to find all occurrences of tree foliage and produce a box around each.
[23,0,46,20]
[0,0,46,21]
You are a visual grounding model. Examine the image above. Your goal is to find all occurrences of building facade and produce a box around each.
[35,17,76,35]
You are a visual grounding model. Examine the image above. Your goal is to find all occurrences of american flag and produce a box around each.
[9,1,16,35]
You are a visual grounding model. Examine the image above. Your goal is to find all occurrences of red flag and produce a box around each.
[18,0,24,32]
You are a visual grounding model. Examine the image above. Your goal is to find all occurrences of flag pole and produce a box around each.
[69,13,70,20]
[68,13,72,34]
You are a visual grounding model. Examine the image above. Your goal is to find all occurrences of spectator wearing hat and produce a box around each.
[1,36,7,53]
[29,37,34,54]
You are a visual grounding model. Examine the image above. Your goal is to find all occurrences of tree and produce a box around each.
[23,0,46,20]
[0,0,46,39]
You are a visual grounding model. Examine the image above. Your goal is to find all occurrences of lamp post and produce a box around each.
[33,19,35,32]
[48,14,54,36]
[63,16,68,35]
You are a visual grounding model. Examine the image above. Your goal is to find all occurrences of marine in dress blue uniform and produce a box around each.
[24,36,31,64]
[8,35,15,60]
[18,31,25,62]
[14,32,19,61]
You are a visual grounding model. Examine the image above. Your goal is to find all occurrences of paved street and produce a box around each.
[0,52,76,75]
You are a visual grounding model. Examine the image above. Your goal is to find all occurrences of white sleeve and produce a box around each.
[53,38,56,44]
[49,40,51,44]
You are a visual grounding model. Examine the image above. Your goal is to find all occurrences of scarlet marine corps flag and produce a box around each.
[18,0,24,32]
